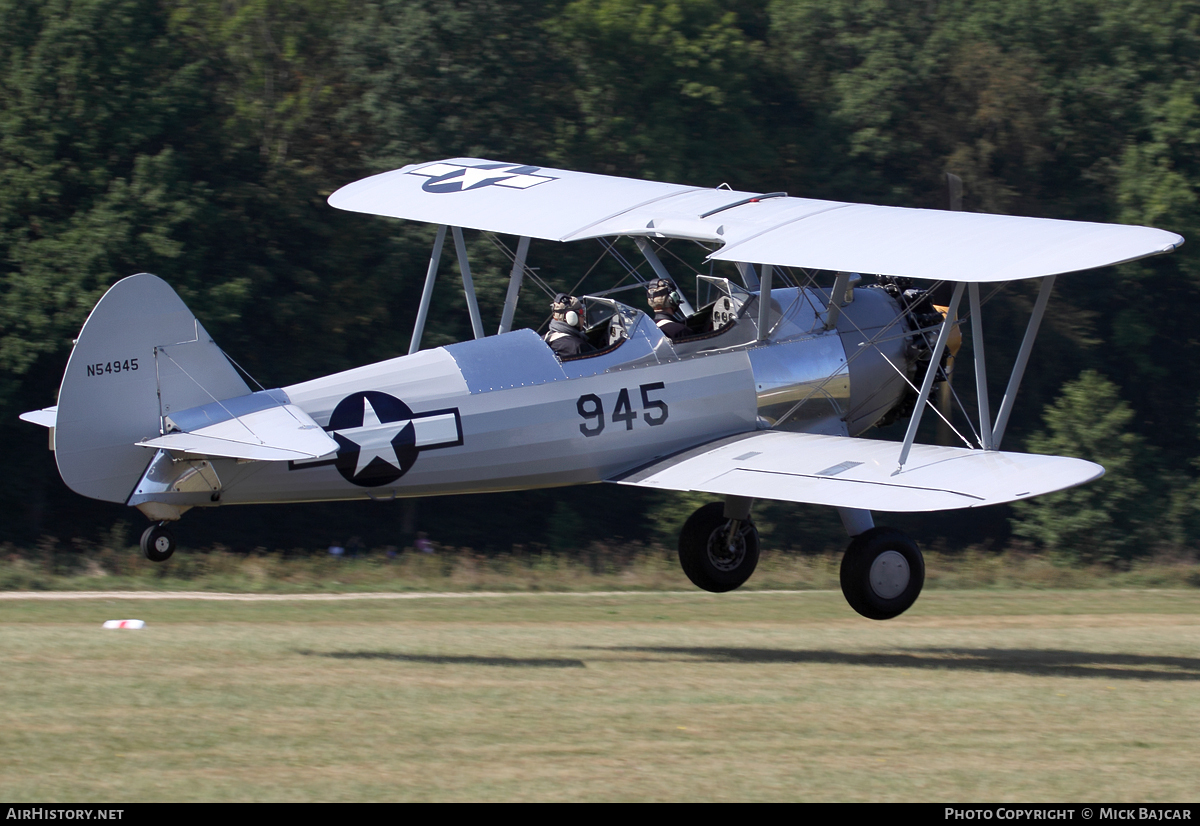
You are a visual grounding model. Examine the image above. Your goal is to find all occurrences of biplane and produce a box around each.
[20,159,1184,619]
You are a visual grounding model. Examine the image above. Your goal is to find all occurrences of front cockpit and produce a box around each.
[560,277,759,363]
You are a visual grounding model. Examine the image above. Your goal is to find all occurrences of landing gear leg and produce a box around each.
[140,523,176,563]
[678,497,759,593]
[837,507,875,538]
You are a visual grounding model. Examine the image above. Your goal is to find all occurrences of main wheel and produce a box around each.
[140,524,176,563]
[840,527,924,620]
[678,502,759,593]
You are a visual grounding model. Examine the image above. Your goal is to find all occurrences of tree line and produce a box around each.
[3,0,1199,561]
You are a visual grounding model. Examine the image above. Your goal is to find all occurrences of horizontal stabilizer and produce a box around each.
[137,389,338,462]
[611,431,1103,512]
[19,406,57,428]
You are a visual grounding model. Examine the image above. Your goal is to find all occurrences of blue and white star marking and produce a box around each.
[289,391,462,487]
[408,161,557,194]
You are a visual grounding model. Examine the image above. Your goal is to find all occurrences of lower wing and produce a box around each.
[610,431,1102,512]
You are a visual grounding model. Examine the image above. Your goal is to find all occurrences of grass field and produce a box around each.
[2,589,1199,802]
[6,541,1200,593]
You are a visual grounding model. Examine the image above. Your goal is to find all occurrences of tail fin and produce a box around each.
[55,274,249,503]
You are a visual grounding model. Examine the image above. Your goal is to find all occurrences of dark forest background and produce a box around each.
[4,0,1200,562]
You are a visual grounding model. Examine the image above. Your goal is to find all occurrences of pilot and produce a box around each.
[647,279,689,340]
[544,293,596,358]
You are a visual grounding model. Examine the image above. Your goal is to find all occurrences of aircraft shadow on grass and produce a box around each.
[296,649,586,668]
[580,647,1200,682]
[296,646,1200,680]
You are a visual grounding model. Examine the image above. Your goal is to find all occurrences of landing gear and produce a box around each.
[840,527,924,620]
[140,524,176,562]
[678,502,760,593]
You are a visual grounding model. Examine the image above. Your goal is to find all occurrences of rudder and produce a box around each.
[55,274,249,503]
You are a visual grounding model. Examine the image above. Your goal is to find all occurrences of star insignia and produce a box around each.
[331,397,412,477]
[408,162,556,193]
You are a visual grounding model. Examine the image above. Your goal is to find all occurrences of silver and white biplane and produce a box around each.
[20,159,1184,619]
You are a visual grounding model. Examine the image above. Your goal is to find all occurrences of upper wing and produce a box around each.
[329,159,695,242]
[610,431,1102,512]
[329,158,1183,282]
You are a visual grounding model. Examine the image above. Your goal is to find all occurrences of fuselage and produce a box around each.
[127,284,915,510]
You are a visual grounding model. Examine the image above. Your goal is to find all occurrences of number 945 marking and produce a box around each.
[577,382,668,436]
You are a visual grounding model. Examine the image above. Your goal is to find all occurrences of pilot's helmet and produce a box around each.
[647,279,680,313]
[551,293,585,329]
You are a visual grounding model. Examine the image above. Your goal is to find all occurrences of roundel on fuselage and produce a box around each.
[327,391,418,487]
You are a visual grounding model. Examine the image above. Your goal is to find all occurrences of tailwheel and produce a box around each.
[678,502,759,593]
[140,524,176,563]
[840,527,924,620]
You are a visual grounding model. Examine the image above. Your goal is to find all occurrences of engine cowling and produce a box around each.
[745,282,951,437]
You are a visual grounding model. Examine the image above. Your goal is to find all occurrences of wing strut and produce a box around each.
[735,262,760,290]
[969,282,993,449]
[757,264,773,340]
[409,225,447,354]
[409,225,490,351]
[898,281,966,470]
[899,274,1058,467]
[992,274,1056,448]
[452,227,485,340]
[634,237,697,316]
[497,236,531,334]
[823,271,858,331]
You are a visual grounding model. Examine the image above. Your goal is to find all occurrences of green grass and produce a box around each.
[4,540,1199,593]
[2,590,1199,801]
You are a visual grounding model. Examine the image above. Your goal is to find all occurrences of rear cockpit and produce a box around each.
[554,297,665,377]
[559,296,642,361]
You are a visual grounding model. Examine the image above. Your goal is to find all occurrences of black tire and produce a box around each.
[840,527,924,620]
[141,524,176,563]
[678,502,759,593]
